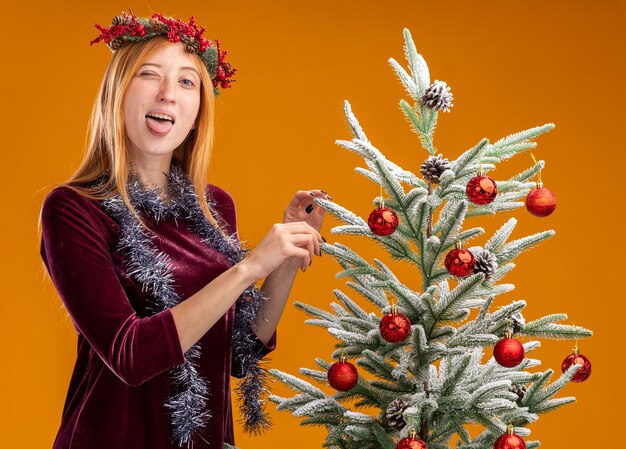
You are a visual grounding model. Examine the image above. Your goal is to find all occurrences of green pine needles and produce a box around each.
[266,29,592,449]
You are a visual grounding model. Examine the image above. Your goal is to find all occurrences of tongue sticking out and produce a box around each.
[146,117,173,135]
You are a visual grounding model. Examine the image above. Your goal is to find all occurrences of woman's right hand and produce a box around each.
[241,222,323,281]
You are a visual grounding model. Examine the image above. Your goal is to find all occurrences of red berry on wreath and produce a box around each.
[328,355,358,391]
[525,181,556,217]
[493,331,525,368]
[493,425,526,449]
[561,345,591,383]
[380,305,412,343]
[368,206,399,236]
[466,168,498,205]
[444,241,476,277]
[396,429,427,449]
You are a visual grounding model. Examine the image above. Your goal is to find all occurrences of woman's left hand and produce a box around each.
[283,190,331,232]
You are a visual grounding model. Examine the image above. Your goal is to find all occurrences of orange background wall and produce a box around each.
[2,1,624,448]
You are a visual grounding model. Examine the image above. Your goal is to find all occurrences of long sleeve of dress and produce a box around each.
[40,187,186,387]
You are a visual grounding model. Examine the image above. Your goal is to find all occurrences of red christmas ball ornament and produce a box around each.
[396,429,427,449]
[444,241,476,277]
[368,206,399,236]
[379,305,412,343]
[525,181,557,217]
[561,345,592,382]
[493,426,526,449]
[328,355,358,391]
[466,169,498,205]
[493,332,525,368]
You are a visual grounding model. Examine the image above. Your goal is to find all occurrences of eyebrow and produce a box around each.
[139,63,201,78]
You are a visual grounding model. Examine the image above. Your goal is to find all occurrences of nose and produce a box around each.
[158,77,176,103]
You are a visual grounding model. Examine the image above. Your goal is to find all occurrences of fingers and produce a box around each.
[307,190,332,212]
[264,234,313,272]
[262,208,328,274]
[285,190,325,211]
[287,233,319,260]
[277,223,321,258]
[286,190,332,214]
[310,189,333,201]
[287,244,312,272]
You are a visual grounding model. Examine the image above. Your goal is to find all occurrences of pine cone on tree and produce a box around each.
[421,80,454,112]
[385,398,410,430]
[511,312,526,334]
[420,154,451,184]
[472,248,498,281]
[510,384,527,406]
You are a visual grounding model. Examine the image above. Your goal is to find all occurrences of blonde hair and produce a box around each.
[54,36,228,237]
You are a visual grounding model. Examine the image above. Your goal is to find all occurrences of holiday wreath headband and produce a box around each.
[90,10,237,95]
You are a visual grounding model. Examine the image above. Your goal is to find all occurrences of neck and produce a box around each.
[128,154,174,193]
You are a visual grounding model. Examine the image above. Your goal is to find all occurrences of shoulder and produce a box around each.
[42,185,102,215]
[42,186,93,216]
[205,184,237,217]
[41,186,118,238]
[205,184,237,232]
[205,184,235,207]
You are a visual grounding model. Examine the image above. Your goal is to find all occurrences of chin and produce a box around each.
[130,146,177,159]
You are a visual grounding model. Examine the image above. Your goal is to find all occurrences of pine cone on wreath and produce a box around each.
[149,17,167,31]
[110,37,126,51]
[472,248,498,281]
[422,80,454,112]
[420,154,451,184]
[385,398,410,430]
[511,312,526,334]
[186,40,200,54]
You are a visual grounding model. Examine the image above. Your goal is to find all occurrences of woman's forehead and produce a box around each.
[142,42,199,68]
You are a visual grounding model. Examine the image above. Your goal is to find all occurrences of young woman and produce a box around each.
[39,11,328,449]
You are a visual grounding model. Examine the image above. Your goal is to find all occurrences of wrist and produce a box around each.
[234,259,262,284]
[283,257,302,271]
[271,257,302,277]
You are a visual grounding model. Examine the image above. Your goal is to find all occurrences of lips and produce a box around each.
[145,111,176,136]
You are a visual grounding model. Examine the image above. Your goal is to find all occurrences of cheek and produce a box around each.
[123,88,140,125]
[123,100,142,138]
[182,94,201,128]
[124,81,152,118]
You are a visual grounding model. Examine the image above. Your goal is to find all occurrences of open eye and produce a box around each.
[180,79,195,88]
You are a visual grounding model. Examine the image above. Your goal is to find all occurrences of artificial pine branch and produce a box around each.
[511,160,545,182]
[267,370,325,398]
[485,218,518,253]
[402,28,430,98]
[389,59,420,102]
[300,367,330,382]
[342,100,369,142]
[488,124,555,157]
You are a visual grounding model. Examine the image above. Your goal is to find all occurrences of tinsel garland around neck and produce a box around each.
[98,162,271,447]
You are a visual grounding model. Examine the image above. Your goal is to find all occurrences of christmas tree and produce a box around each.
[266,29,592,449]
